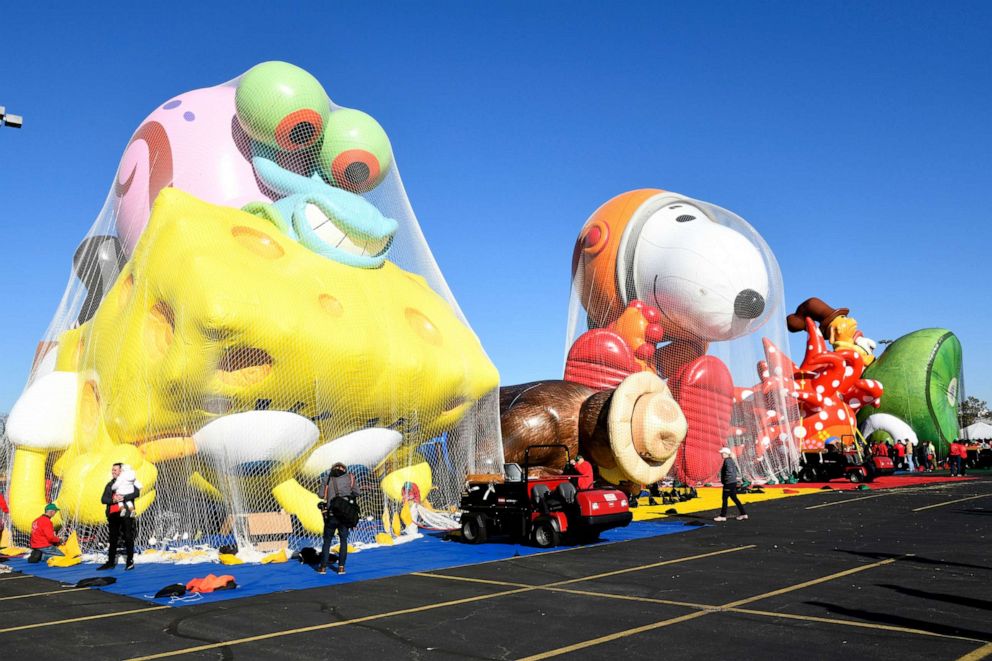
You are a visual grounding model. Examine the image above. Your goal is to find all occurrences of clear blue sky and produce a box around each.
[0,1,989,413]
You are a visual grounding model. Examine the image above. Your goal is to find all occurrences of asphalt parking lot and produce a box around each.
[2,476,990,660]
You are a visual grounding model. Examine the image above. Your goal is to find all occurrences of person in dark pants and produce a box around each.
[318,462,358,575]
[98,463,139,571]
[948,440,962,477]
[28,503,65,563]
[714,447,747,522]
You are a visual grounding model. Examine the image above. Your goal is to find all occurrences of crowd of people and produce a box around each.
[871,438,934,471]
[869,438,992,475]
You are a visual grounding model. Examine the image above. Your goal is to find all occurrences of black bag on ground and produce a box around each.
[329,496,360,528]
[76,576,117,588]
[154,583,187,599]
[297,547,320,566]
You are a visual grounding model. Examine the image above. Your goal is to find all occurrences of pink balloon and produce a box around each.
[113,85,263,255]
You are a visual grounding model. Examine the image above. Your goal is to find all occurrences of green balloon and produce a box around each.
[235,61,330,150]
[319,108,393,192]
[858,328,962,455]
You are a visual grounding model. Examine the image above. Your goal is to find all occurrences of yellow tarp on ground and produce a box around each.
[261,549,288,564]
[631,486,821,521]
[47,530,83,567]
[0,527,30,556]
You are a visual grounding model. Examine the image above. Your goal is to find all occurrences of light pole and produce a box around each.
[0,106,23,128]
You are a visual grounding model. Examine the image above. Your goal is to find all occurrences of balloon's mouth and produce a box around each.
[299,201,392,260]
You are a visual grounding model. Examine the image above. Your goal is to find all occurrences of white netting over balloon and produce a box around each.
[2,62,503,558]
[563,189,801,485]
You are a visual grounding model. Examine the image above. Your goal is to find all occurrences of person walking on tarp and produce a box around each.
[318,462,359,575]
[714,447,748,522]
[99,462,139,571]
[28,503,65,563]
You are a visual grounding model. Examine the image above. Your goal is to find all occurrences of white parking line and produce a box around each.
[805,494,889,510]
[913,494,990,512]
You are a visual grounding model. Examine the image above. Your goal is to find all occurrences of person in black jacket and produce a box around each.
[714,447,748,522]
[317,462,358,575]
[98,463,139,571]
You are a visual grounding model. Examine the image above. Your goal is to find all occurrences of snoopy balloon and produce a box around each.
[565,189,793,484]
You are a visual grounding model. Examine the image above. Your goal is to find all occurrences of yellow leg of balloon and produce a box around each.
[139,437,196,463]
[9,448,52,532]
[189,471,223,500]
[272,478,323,533]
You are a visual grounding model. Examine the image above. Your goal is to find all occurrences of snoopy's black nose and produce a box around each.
[734,289,765,319]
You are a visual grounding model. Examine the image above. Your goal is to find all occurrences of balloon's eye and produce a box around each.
[275,109,323,151]
[330,149,380,192]
[235,61,330,151]
[319,109,393,193]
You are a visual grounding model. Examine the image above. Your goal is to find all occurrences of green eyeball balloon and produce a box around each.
[319,108,393,193]
[859,328,963,453]
[235,61,331,151]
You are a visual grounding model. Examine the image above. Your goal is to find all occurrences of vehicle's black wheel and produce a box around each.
[847,470,863,483]
[531,518,559,548]
[799,466,819,482]
[461,514,487,544]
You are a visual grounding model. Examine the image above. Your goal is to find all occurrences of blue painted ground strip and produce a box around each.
[5,520,698,607]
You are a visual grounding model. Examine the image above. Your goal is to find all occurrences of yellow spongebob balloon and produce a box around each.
[82,190,496,445]
[6,189,499,538]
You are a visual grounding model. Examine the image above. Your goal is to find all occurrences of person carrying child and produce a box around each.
[98,463,140,571]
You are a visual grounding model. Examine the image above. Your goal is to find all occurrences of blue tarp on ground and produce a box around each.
[4,520,699,606]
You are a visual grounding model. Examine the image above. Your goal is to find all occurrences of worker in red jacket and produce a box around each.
[0,491,7,539]
[948,440,962,476]
[574,454,594,490]
[28,503,65,563]
[894,441,907,469]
